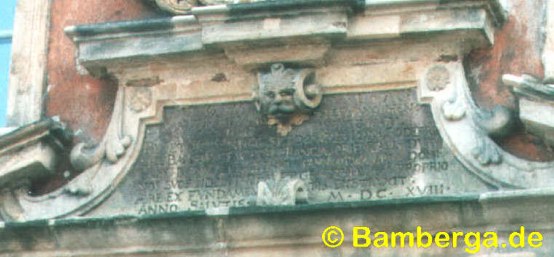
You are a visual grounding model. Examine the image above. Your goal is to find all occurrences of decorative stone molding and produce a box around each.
[70,89,133,172]
[471,106,513,165]
[128,87,153,113]
[425,65,451,92]
[254,63,322,136]
[441,88,467,121]
[256,173,308,206]
[503,74,554,99]
[440,82,512,166]
[430,66,511,167]
[419,63,554,189]
[0,119,72,221]
[0,86,135,221]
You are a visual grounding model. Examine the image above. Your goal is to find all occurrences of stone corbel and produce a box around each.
[0,86,137,221]
[0,119,72,221]
[419,63,554,189]
[70,90,132,172]
[62,86,133,196]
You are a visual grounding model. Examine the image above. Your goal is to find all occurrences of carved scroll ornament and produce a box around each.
[419,63,554,190]
[0,87,135,221]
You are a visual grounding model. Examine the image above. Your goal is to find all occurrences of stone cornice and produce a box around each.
[0,190,553,256]
[65,0,505,75]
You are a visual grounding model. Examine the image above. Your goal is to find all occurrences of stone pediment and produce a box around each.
[6,0,554,223]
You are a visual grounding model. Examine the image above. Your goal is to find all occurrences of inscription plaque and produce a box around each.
[107,89,489,216]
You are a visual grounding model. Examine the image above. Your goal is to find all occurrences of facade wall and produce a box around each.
[1,0,554,256]
[46,0,164,141]
[466,0,554,161]
[34,0,165,193]
[43,0,554,162]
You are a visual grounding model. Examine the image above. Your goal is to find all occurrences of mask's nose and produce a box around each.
[274,93,283,104]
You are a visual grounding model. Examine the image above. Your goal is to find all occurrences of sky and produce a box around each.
[0,0,17,127]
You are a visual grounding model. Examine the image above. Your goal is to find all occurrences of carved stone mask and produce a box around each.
[149,0,198,14]
[256,63,322,135]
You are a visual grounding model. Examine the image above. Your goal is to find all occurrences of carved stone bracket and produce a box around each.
[420,63,554,189]
[428,64,512,166]
[0,119,72,221]
[70,88,133,172]
[0,87,136,221]
[69,136,132,172]
[254,63,322,136]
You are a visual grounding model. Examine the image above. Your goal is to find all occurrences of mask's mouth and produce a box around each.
[269,103,296,116]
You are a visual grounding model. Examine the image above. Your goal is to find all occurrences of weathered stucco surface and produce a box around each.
[38,0,166,194]
[466,0,554,161]
[47,0,164,141]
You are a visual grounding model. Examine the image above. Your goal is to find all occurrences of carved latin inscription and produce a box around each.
[105,90,478,216]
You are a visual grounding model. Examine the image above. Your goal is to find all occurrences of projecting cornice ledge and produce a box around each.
[0,119,72,221]
[0,119,72,187]
[65,0,506,75]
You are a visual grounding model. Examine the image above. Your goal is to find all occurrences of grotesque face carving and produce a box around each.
[150,0,198,14]
[256,63,322,136]
[260,64,298,119]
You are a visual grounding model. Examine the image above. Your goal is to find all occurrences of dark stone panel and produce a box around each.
[115,89,474,215]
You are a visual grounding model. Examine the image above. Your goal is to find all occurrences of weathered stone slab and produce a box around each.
[201,11,348,46]
[94,89,489,216]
